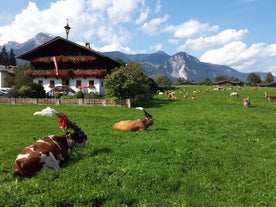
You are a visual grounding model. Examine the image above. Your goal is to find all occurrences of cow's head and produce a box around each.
[66,130,89,148]
[143,109,154,127]
[145,117,154,127]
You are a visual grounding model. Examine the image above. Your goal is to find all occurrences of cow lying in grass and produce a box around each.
[14,130,88,178]
[14,107,88,178]
[112,107,154,132]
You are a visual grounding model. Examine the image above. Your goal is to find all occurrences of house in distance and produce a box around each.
[17,36,121,96]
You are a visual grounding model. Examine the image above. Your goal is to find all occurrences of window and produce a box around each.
[89,80,95,88]
[76,80,81,87]
[89,80,94,85]
[49,80,55,88]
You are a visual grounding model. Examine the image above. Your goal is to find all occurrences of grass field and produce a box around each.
[0,85,275,207]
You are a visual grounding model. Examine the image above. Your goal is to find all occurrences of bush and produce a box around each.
[19,83,46,98]
[104,62,155,99]
[75,91,84,99]
[18,85,32,97]
[54,92,63,99]
[84,92,103,99]
[7,88,20,98]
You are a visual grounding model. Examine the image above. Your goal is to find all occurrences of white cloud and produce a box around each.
[154,0,161,13]
[139,15,169,36]
[182,29,248,50]
[200,41,276,72]
[266,44,276,56]
[168,38,179,44]
[0,2,40,44]
[0,0,146,51]
[107,0,144,24]
[200,41,246,65]
[165,19,219,38]
[150,43,162,51]
[97,42,132,53]
[135,7,150,24]
[0,0,87,44]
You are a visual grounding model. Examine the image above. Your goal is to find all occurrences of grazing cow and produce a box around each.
[230,92,238,98]
[166,90,177,99]
[112,108,154,132]
[265,92,276,102]
[244,97,250,108]
[14,130,88,178]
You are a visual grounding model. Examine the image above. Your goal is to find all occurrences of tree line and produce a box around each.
[174,72,274,86]
[0,46,16,66]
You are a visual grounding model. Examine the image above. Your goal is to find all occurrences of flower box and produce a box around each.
[58,70,68,77]
[31,56,96,64]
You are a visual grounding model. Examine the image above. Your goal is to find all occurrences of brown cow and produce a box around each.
[14,130,88,178]
[112,108,154,132]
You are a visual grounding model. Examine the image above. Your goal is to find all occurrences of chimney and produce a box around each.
[85,43,91,49]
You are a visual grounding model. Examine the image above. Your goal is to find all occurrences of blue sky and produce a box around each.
[0,0,275,74]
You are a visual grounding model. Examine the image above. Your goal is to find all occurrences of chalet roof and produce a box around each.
[257,82,276,87]
[17,36,121,68]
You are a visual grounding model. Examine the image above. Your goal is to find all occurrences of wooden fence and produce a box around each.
[0,97,131,107]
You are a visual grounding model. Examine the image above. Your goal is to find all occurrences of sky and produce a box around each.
[0,0,276,74]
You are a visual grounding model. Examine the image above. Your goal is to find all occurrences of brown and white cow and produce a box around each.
[14,130,88,178]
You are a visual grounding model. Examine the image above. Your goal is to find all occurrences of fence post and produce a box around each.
[11,98,16,104]
[126,99,131,108]
[55,98,60,105]
[78,99,83,105]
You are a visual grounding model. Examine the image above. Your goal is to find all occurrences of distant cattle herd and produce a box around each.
[158,86,275,107]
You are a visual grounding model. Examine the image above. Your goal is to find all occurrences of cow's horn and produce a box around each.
[135,107,152,118]
[143,109,152,118]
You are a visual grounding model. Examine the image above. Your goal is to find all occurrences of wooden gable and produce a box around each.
[17,36,121,70]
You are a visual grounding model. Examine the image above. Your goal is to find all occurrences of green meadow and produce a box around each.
[0,85,275,207]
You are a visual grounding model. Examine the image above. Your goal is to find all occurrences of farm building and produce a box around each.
[211,80,243,86]
[0,65,14,88]
[17,36,121,96]
[257,82,276,87]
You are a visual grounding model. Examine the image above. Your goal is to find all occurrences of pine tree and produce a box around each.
[8,49,16,65]
[0,46,9,65]
[0,47,17,66]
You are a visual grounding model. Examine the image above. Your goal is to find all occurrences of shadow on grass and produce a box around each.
[152,127,168,131]
[137,96,179,108]
[62,147,112,168]
[90,147,112,156]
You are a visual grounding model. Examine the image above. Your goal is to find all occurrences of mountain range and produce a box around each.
[0,33,267,82]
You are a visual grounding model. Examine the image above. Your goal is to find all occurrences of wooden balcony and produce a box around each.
[24,69,107,78]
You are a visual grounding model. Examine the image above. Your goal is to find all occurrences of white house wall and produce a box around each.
[0,68,8,88]
[33,77,104,95]
[0,71,3,88]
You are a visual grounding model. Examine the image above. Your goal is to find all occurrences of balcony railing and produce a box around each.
[24,69,107,78]
[31,56,97,64]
